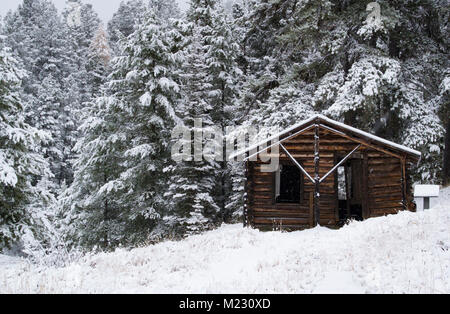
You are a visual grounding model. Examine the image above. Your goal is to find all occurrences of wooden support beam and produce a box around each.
[309,192,314,227]
[314,123,320,227]
[280,143,315,184]
[319,145,361,183]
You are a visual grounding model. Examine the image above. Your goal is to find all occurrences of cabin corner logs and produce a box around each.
[242,116,421,231]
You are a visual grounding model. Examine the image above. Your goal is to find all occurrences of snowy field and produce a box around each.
[1,188,449,294]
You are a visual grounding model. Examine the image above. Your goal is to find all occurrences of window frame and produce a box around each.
[272,160,304,205]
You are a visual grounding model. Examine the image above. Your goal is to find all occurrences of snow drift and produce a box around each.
[1,188,449,294]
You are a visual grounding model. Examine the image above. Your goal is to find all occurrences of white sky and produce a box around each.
[0,0,190,23]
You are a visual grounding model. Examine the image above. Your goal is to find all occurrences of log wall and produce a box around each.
[366,151,405,217]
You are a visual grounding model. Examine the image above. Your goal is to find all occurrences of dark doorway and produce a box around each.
[275,165,301,203]
[337,159,363,222]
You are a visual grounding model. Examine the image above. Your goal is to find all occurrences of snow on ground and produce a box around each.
[1,188,449,294]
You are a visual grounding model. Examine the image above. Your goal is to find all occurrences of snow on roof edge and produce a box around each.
[318,115,422,158]
[230,114,422,160]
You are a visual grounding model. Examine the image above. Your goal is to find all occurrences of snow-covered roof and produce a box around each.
[414,185,440,197]
[231,114,422,161]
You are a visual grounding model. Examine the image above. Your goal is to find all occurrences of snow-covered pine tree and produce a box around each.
[34,75,64,189]
[229,1,253,76]
[3,0,70,103]
[0,45,52,250]
[64,9,182,249]
[190,0,244,221]
[61,1,105,187]
[107,0,146,55]
[164,0,244,233]
[148,0,181,20]
[163,18,220,237]
[395,57,446,184]
[107,0,180,56]
[58,23,113,249]
[322,1,448,183]
[2,0,81,188]
[63,0,102,102]
[222,2,257,223]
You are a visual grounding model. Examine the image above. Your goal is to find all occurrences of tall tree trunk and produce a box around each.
[221,161,227,221]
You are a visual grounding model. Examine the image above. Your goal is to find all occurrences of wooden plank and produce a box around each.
[368,181,402,188]
[283,144,363,152]
[370,208,403,216]
[253,208,310,214]
[253,212,311,219]
[369,194,404,202]
[286,139,355,145]
[253,217,310,225]
[369,171,402,179]
[369,185,402,194]
[369,200,403,209]
[253,224,310,230]
[277,154,335,159]
[366,164,401,172]
[367,172,402,179]
[253,186,272,192]
[368,158,401,165]
[253,178,272,184]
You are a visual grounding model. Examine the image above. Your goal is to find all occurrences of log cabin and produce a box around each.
[235,115,422,230]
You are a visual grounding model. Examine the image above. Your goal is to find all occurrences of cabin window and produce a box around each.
[423,197,430,210]
[275,165,301,203]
